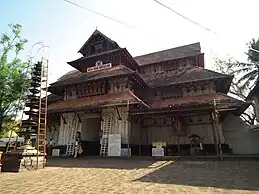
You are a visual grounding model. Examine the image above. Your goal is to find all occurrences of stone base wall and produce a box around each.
[1,153,45,172]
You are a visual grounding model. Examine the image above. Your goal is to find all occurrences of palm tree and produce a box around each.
[233,38,259,90]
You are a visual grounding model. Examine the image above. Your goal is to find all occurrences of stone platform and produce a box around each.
[1,151,46,172]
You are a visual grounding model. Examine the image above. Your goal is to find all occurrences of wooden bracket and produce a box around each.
[74,112,82,123]
[115,106,122,120]
[60,114,67,124]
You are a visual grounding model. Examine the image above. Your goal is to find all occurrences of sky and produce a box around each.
[1,0,259,84]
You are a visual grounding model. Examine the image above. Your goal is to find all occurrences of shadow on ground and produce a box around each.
[134,160,259,191]
[47,157,259,191]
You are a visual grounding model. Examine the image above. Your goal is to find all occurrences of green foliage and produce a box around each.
[247,38,259,63]
[214,58,249,99]
[0,24,29,133]
[214,38,259,125]
[216,38,259,95]
[0,120,21,138]
[228,38,259,91]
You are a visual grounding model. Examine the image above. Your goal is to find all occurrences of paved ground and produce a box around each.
[0,158,259,194]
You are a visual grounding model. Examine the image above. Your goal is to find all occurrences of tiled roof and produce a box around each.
[78,29,120,55]
[58,70,79,82]
[151,93,245,109]
[68,48,123,65]
[48,91,142,113]
[49,65,134,87]
[46,94,63,105]
[134,42,201,66]
[52,43,202,86]
[145,67,230,87]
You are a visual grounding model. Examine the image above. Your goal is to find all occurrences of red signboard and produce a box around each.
[87,63,112,72]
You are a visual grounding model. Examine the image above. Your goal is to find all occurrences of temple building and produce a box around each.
[47,29,249,157]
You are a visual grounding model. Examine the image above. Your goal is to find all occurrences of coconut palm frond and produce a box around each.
[240,73,257,90]
[232,67,255,74]
[237,61,257,67]
[237,69,258,85]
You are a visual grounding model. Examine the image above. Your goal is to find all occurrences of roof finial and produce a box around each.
[96,26,98,30]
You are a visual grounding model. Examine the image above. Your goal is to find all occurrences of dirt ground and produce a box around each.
[0,158,259,194]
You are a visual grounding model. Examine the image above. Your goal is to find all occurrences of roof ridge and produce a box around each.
[128,90,151,108]
[127,90,141,102]
[78,29,119,54]
[134,42,200,58]
[202,67,231,78]
[120,64,135,73]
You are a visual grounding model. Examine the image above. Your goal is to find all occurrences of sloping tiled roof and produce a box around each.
[48,91,142,113]
[46,94,63,104]
[49,65,134,87]
[78,29,120,54]
[145,67,231,88]
[68,48,123,65]
[52,42,201,86]
[134,42,201,66]
[151,93,245,109]
[58,70,79,82]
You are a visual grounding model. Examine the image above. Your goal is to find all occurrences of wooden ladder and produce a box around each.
[36,58,48,169]
[66,142,75,156]
[100,116,111,156]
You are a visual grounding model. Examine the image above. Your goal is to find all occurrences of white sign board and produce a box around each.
[108,134,121,156]
[121,148,131,156]
[52,149,60,157]
[87,63,112,72]
[152,148,164,157]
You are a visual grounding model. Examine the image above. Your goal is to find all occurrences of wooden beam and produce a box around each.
[59,114,67,124]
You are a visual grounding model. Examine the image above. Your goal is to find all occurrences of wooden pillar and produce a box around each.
[127,101,130,159]
[139,116,142,156]
[177,136,180,156]
[211,112,219,156]
[212,99,223,160]
[175,118,181,156]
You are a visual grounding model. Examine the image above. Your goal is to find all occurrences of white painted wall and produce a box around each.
[47,125,60,144]
[102,106,129,144]
[222,114,259,154]
[57,113,82,145]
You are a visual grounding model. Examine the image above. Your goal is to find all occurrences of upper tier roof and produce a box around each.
[145,67,231,88]
[78,29,120,56]
[134,42,201,66]
[151,92,245,109]
[48,91,146,113]
[49,65,134,87]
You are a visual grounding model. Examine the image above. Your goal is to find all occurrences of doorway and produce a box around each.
[81,118,102,156]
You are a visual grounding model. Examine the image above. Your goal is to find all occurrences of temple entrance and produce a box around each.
[81,117,102,156]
